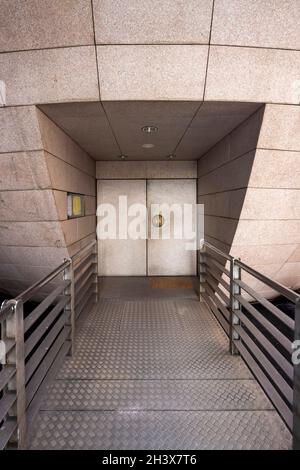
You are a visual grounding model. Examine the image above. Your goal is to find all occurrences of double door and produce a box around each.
[97,179,196,276]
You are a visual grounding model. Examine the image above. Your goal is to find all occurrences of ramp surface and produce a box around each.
[28,296,291,449]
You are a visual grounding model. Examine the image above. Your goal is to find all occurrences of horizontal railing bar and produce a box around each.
[235,279,294,329]
[73,252,95,273]
[75,275,95,310]
[234,325,293,405]
[204,241,233,261]
[15,260,70,303]
[75,265,95,294]
[0,366,15,392]
[205,264,231,292]
[205,283,230,321]
[202,292,230,335]
[205,273,230,306]
[234,340,293,430]
[74,254,95,283]
[75,264,95,290]
[236,294,292,352]
[235,259,300,304]
[2,339,15,356]
[0,418,17,450]
[204,254,231,277]
[26,340,70,428]
[235,309,293,379]
[75,285,96,320]
[0,392,16,423]
[72,240,96,263]
[26,327,70,407]
[25,296,69,359]
[24,281,70,333]
[25,313,66,383]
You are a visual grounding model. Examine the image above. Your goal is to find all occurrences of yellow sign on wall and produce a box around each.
[72,195,83,217]
[68,193,84,218]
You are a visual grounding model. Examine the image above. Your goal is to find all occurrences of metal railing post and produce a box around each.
[93,241,98,304]
[6,299,26,449]
[293,298,300,450]
[230,258,241,355]
[199,242,206,302]
[63,259,75,356]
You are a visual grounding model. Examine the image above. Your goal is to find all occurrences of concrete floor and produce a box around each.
[28,278,291,449]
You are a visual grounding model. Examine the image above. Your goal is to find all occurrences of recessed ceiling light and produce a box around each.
[168,155,174,160]
[142,125,158,133]
[142,143,154,149]
[119,155,127,160]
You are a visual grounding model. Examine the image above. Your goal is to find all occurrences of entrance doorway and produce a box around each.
[97,179,196,276]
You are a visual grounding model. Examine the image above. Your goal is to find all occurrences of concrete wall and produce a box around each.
[0,106,96,296]
[0,1,299,105]
[198,104,300,293]
[198,107,264,251]
[37,110,96,257]
[96,161,197,179]
[232,104,300,291]
[1,1,300,293]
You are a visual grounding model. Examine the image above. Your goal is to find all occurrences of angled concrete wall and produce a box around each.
[198,106,264,249]
[232,104,300,292]
[198,104,300,294]
[36,109,96,257]
[0,106,96,296]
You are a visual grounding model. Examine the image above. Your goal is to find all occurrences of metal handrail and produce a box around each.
[0,301,14,322]
[1,241,97,307]
[15,260,70,303]
[0,239,98,449]
[202,240,233,261]
[200,239,300,448]
[202,239,300,303]
[235,259,299,303]
[72,240,96,261]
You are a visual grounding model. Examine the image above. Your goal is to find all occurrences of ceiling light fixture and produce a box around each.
[142,143,154,149]
[119,155,127,160]
[168,155,174,160]
[142,125,158,133]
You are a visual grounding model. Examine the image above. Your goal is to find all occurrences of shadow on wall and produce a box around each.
[198,105,265,254]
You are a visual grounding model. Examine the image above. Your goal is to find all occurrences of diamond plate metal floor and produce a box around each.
[28,295,292,450]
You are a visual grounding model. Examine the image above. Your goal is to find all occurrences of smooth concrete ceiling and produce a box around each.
[39,101,262,161]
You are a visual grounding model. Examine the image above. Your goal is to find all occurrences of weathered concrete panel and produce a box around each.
[249,149,300,189]
[0,0,94,52]
[45,153,95,196]
[234,220,300,246]
[93,0,213,44]
[0,106,42,153]
[37,109,95,177]
[0,151,51,190]
[0,189,58,221]
[212,0,300,50]
[0,47,99,106]
[97,45,208,100]
[206,46,300,104]
[198,152,255,195]
[241,189,300,220]
[0,221,66,247]
[258,105,300,151]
